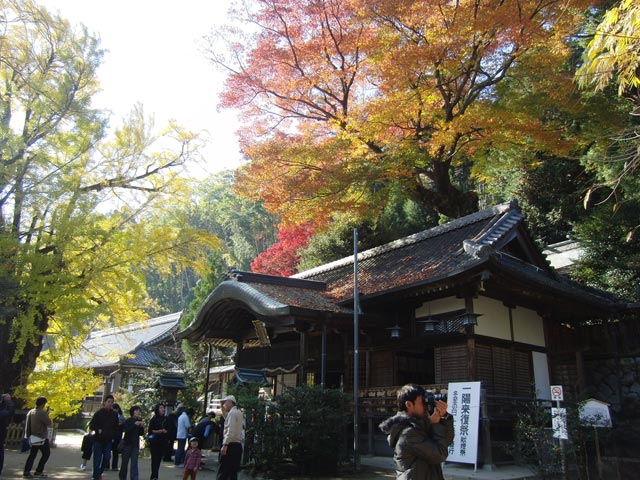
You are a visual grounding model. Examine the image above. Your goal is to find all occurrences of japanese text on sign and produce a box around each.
[446,382,481,465]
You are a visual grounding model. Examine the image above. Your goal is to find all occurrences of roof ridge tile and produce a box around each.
[294,201,514,279]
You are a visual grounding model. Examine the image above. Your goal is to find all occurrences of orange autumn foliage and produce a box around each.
[211,0,596,225]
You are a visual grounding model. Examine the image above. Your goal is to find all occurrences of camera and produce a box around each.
[424,391,447,414]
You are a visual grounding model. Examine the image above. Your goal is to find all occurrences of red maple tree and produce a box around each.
[250,223,315,276]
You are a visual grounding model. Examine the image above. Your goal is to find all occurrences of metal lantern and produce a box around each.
[387,323,404,339]
[457,312,482,326]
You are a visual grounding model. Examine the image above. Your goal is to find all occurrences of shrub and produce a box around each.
[241,385,349,477]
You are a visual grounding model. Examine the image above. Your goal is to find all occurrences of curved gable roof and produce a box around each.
[72,312,181,369]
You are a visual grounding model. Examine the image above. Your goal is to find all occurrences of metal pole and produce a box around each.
[353,228,360,471]
[321,319,327,390]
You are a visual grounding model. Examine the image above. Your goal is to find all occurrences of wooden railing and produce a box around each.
[5,422,58,449]
[5,422,24,448]
[358,385,449,416]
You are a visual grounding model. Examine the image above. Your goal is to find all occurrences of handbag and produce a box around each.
[29,434,45,446]
[21,437,31,452]
[117,438,125,452]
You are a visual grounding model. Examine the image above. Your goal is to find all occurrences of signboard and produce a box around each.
[552,407,568,439]
[579,399,612,428]
[446,381,481,466]
[550,385,564,402]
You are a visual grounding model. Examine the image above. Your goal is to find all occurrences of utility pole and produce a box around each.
[353,228,360,471]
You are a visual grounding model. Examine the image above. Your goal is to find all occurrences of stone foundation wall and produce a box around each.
[584,356,640,412]
[584,355,640,460]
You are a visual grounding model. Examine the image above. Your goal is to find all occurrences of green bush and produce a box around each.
[242,385,349,477]
[507,398,588,480]
[278,385,348,475]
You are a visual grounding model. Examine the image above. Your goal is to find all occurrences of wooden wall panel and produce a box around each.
[436,344,468,383]
[370,351,394,387]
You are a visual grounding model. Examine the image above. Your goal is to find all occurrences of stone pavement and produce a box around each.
[1,431,539,480]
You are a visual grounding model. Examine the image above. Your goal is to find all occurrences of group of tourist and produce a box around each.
[3,384,451,480]
[85,394,243,480]
[0,392,244,480]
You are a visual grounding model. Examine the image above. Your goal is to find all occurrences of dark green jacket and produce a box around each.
[379,412,454,480]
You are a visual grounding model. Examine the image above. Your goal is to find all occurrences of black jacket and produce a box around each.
[122,417,145,448]
[379,412,454,480]
[89,408,119,445]
[0,397,15,441]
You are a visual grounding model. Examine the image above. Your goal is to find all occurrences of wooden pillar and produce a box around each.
[480,388,495,470]
[509,307,517,394]
[299,329,307,385]
[465,296,477,380]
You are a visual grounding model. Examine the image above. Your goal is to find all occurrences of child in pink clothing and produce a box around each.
[182,437,202,480]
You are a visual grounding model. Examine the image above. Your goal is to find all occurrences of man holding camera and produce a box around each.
[379,384,454,480]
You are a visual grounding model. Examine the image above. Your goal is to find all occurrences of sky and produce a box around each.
[40,0,243,176]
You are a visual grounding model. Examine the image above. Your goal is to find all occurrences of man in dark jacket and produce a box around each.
[379,384,454,480]
[89,395,119,480]
[0,393,15,477]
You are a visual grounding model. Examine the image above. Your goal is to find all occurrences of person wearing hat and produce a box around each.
[216,395,244,480]
[182,437,202,480]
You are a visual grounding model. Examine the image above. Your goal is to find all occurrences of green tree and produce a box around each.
[142,171,278,314]
[572,198,640,300]
[577,0,640,97]
[0,0,219,394]
[575,0,639,215]
[188,171,278,270]
[299,192,436,270]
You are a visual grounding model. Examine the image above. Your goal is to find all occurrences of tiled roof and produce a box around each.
[247,281,352,314]
[294,203,515,302]
[71,312,181,369]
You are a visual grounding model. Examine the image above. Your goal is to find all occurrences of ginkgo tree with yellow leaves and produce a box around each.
[208,0,598,226]
[0,0,220,401]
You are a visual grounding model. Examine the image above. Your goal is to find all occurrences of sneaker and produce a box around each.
[80,464,87,471]
[175,464,184,468]
[23,475,33,479]
[33,474,48,478]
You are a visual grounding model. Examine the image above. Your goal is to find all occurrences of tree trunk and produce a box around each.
[0,310,46,396]
[414,159,479,218]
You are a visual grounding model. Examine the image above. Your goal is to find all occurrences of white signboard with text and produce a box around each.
[552,407,568,439]
[579,399,612,428]
[446,381,481,465]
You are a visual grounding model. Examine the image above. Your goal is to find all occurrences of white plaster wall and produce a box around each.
[415,297,464,317]
[415,295,546,347]
[512,307,545,347]
[533,351,551,399]
[473,296,511,341]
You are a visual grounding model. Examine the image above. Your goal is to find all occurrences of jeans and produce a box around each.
[0,437,5,475]
[112,435,122,469]
[23,438,51,475]
[175,438,187,465]
[93,440,112,480]
[118,444,139,480]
